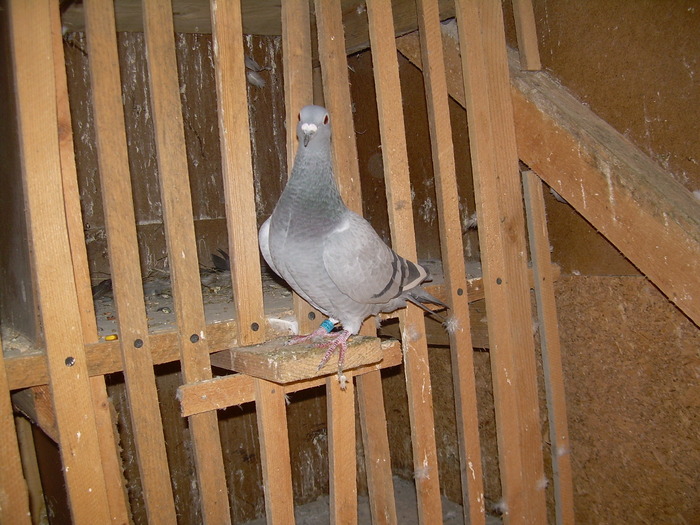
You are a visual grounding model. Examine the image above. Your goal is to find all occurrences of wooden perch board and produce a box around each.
[210,336,382,383]
[397,27,700,327]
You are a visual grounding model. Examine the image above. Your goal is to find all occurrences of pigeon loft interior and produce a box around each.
[1,1,698,523]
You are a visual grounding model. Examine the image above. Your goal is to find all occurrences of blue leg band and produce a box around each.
[320,319,335,333]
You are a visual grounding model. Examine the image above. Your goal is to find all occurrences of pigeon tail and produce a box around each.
[406,287,449,323]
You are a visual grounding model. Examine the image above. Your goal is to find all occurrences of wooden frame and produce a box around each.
[1,1,584,523]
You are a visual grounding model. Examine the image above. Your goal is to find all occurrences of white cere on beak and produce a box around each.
[301,122,318,146]
[301,123,318,134]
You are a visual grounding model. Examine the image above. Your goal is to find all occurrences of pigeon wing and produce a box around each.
[258,218,281,277]
[322,212,426,304]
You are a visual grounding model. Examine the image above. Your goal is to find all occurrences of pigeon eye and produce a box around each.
[323,114,329,125]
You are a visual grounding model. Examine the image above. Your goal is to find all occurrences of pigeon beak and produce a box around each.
[303,132,313,147]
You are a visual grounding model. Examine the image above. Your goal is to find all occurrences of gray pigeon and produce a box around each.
[259,105,445,375]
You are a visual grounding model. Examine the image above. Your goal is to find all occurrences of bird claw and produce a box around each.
[315,330,351,375]
[286,326,332,346]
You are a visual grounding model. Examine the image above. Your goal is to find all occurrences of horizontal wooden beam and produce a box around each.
[178,339,402,417]
[397,28,700,326]
[60,0,455,55]
[4,265,559,390]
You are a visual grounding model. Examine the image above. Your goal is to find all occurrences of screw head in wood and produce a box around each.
[457,288,464,296]
[496,277,503,285]
[134,338,144,348]
[65,356,75,367]
[308,311,316,321]
[251,322,260,331]
[190,334,199,343]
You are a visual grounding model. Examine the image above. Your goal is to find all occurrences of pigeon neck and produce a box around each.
[289,139,345,212]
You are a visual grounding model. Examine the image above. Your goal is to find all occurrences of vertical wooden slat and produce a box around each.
[282,0,318,335]
[210,0,266,348]
[83,0,179,522]
[314,1,397,522]
[0,335,31,524]
[50,2,132,521]
[211,2,295,522]
[414,0,486,523]
[9,1,112,522]
[511,0,541,70]
[523,170,575,525]
[313,0,361,213]
[141,0,230,522]
[327,373,357,524]
[365,1,443,522]
[254,379,296,525]
[454,1,547,523]
[15,416,47,523]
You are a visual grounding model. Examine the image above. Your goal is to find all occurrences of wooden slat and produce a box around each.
[0,335,31,524]
[522,171,575,525]
[211,0,266,348]
[52,0,97,336]
[454,1,547,523]
[314,2,397,521]
[9,1,112,522]
[508,49,700,327]
[282,0,319,335]
[327,373,357,524]
[83,1,178,522]
[141,0,230,522]
[511,0,541,70]
[254,379,295,525]
[366,0,443,522]
[211,0,298,513]
[398,23,699,326]
[52,2,133,517]
[7,268,534,389]
[415,1,485,523]
[15,416,47,523]
[211,336,381,383]
[314,0,362,212]
[180,340,402,417]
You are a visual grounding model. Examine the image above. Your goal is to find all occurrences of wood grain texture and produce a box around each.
[254,379,295,525]
[511,0,541,70]
[415,1,485,523]
[282,0,321,336]
[366,0,443,522]
[454,1,547,522]
[211,0,266,347]
[0,334,31,525]
[180,340,402,417]
[522,171,575,525]
[83,1,177,521]
[508,48,700,327]
[3,269,559,390]
[141,0,230,522]
[314,2,397,520]
[211,336,382,383]
[398,24,699,327]
[9,1,112,522]
[327,373,357,524]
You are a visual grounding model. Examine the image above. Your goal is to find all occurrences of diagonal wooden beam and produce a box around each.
[397,27,700,327]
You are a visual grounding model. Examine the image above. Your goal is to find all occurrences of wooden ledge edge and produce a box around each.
[177,339,401,417]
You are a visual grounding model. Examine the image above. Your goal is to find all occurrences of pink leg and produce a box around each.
[287,325,335,345]
[316,330,351,374]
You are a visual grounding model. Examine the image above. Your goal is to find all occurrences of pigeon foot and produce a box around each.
[316,330,351,376]
[287,325,334,345]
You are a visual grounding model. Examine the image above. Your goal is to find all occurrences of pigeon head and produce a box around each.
[297,105,331,148]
